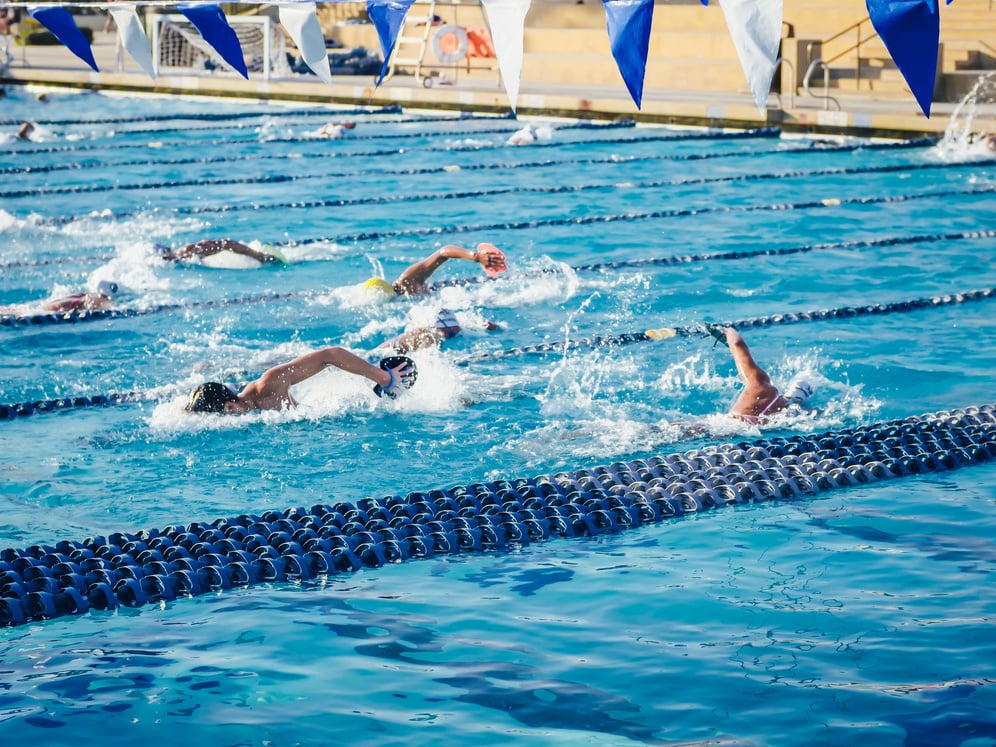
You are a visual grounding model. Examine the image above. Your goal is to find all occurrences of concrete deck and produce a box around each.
[3,27,995,139]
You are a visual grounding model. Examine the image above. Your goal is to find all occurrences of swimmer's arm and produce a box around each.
[393,244,485,294]
[258,347,390,390]
[174,239,275,263]
[723,328,773,387]
[389,327,446,354]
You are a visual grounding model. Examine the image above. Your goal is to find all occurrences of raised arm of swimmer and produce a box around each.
[185,347,416,414]
[721,327,787,423]
[392,243,506,296]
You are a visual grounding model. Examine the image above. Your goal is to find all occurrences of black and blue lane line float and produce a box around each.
[2,404,993,627]
[2,286,994,421]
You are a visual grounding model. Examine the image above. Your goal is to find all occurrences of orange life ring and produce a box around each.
[432,24,468,64]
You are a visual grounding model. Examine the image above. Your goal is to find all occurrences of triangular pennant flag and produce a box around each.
[110,6,156,80]
[178,3,248,79]
[717,0,783,112]
[366,0,415,86]
[480,0,531,112]
[866,0,939,117]
[602,0,654,109]
[278,2,332,86]
[28,6,98,72]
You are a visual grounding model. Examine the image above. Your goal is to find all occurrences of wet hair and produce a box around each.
[185,382,238,413]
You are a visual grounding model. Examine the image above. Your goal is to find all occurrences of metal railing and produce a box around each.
[773,56,795,109]
[803,59,840,111]
[810,16,879,92]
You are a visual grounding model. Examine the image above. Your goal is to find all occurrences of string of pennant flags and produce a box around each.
[13,0,943,115]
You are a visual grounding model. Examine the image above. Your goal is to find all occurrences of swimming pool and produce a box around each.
[1,86,995,745]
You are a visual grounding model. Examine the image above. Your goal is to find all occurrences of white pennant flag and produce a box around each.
[109,5,156,80]
[480,0,531,112]
[278,2,332,86]
[717,0,782,112]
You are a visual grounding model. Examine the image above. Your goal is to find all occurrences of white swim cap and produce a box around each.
[97,280,119,296]
[784,379,814,406]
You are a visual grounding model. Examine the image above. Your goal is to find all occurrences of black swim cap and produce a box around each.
[185,382,238,413]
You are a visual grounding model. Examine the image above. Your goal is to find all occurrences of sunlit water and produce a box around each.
[1,86,995,746]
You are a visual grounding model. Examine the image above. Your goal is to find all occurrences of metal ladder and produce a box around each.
[384,0,437,84]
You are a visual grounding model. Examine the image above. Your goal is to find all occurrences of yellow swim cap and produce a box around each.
[364,277,396,299]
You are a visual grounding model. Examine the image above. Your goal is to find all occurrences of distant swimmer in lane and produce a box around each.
[155,239,287,269]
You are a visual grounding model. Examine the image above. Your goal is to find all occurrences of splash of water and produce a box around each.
[937,72,996,159]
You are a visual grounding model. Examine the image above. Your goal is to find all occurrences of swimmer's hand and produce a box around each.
[474,243,507,278]
[703,323,730,347]
[374,356,418,399]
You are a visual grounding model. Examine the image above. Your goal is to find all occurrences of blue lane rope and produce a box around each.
[292,184,996,246]
[0,127,778,199]
[0,119,640,176]
[1,289,311,329]
[0,104,406,128]
[428,228,996,292]
[1,403,992,627]
[1,228,992,332]
[2,285,994,420]
[0,119,723,164]
[12,155,988,239]
[455,286,996,365]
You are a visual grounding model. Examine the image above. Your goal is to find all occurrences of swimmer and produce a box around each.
[185,347,417,414]
[40,280,119,314]
[155,239,286,267]
[16,122,34,141]
[505,123,553,146]
[364,243,507,301]
[379,307,460,354]
[708,325,813,425]
[984,134,996,154]
[315,120,356,139]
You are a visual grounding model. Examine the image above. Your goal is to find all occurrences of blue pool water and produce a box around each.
[1,87,996,745]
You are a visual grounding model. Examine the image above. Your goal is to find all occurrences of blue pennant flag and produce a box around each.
[603,0,655,109]
[178,3,248,79]
[28,7,98,72]
[866,0,940,117]
[366,0,416,85]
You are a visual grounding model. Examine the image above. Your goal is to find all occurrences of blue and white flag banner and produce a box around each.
[177,2,249,79]
[6,0,957,115]
[109,5,156,81]
[602,0,654,109]
[366,0,415,86]
[866,0,939,117]
[481,0,531,112]
[717,0,782,113]
[278,2,332,86]
[27,5,98,72]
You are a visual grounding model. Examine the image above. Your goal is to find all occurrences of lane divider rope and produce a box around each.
[2,285,993,418]
[1,404,992,626]
[2,226,991,330]
[13,153,987,239]
[455,286,996,365]
[428,228,996,291]
[0,104,406,128]
[291,184,996,246]
[0,127,778,198]
[0,119,640,175]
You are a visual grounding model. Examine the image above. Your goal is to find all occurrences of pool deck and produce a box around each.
[4,29,996,139]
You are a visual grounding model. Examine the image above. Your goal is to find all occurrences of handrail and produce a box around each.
[803,59,840,111]
[815,16,880,93]
[773,56,795,109]
[823,17,868,48]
